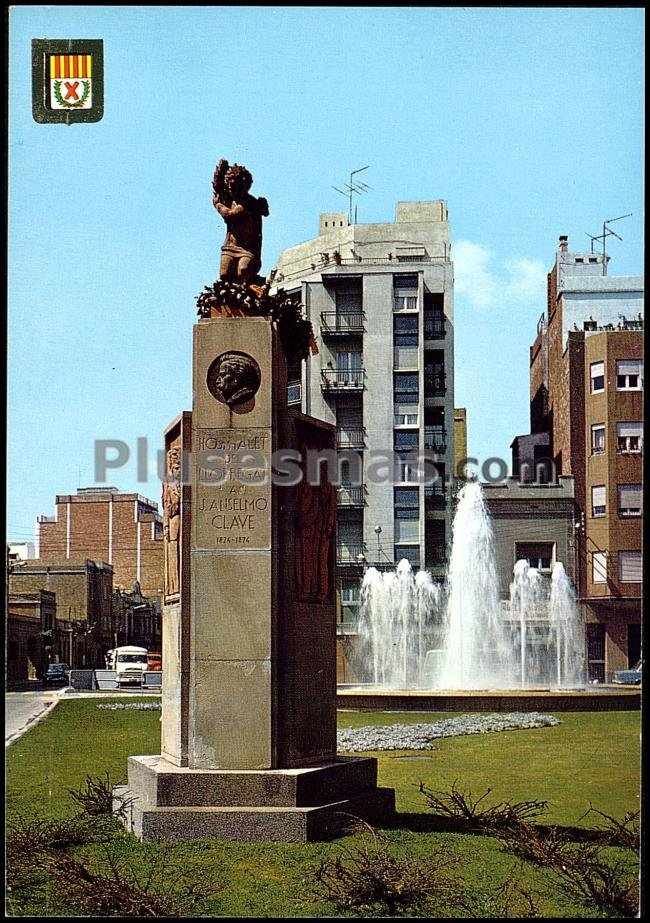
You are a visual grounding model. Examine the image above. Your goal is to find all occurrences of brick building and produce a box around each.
[514,236,643,681]
[37,487,164,600]
[6,590,56,686]
[482,477,578,595]
[453,408,467,479]
[9,560,113,668]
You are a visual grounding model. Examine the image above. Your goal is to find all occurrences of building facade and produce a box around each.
[37,487,164,600]
[482,477,578,598]
[453,408,467,478]
[273,201,455,630]
[9,560,113,668]
[515,236,643,680]
[6,590,56,686]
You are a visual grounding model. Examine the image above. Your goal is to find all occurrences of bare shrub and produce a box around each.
[419,780,548,833]
[578,804,640,851]
[7,813,115,863]
[68,771,132,819]
[43,846,213,917]
[308,819,460,915]
[458,871,543,918]
[495,822,640,917]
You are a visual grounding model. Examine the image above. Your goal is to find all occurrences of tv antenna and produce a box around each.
[585,213,632,275]
[333,165,371,224]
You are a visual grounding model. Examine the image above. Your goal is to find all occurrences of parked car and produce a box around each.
[612,661,642,685]
[147,652,162,671]
[43,663,70,687]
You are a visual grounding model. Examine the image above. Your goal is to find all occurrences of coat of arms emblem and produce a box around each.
[32,39,104,124]
[49,53,93,110]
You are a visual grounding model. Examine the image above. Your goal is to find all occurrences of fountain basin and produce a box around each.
[337,685,640,713]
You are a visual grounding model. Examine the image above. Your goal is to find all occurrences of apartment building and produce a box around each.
[9,560,113,668]
[516,235,643,681]
[273,201,454,628]
[37,487,164,600]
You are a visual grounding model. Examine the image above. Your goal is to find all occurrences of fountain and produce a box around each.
[434,480,512,689]
[355,480,585,691]
[357,561,443,689]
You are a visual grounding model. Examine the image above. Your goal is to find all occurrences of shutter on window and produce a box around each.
[593,552,607,582]
[618,421,642,437]
[619,485,642,513]
[592,485,606,507]
[620,552,642,582]
[590,361,605,379]
[617,360,642,376]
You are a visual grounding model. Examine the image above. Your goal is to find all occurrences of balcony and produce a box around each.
[337,486,366,507]
[321,369,365,392]
[320,312,365,336]
[425,485,447,510]
[424,375,446,403]
[337,543,366,565]
[337,429,366,449]
[424,430,447,452]
[424,319,446,340]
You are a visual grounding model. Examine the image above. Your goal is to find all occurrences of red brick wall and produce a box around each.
[38,493,164,599]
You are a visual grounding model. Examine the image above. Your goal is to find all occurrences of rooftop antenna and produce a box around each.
[332,165,371,224]
[585,213,632,275]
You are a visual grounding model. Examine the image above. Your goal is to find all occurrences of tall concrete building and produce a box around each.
[37,487,164,600]
[513,235,643,681]
[274,201,454,627]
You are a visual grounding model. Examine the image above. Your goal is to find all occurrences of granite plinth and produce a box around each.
[116,754,395,843]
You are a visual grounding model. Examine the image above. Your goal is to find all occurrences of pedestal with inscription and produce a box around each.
[115,316,394,842]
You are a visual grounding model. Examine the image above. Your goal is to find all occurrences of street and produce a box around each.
[5,690,60,745]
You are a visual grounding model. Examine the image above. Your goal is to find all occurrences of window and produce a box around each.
[589,257,598,263]
[592,552,607,584]
[394,545,420,565]
[394,314,418,347]
[335,287,362,314]
[395,452,419,484]
[395,508,419,543]
[618,484,642,517]
[394,403,419,427]
[616,360,643,391]
[591,424,605,455]
[394,372,419,405]
[515,542,554,573]
[575,258,584,264]
[619,551,642,583]
[394,430,419,451]
[287,381,302,405]
[617,421,643,453]
[395,487,419,509]
[340,582,360,606]
[591,485,606,517]
[586,624,606,683]
[590,361,605,393]
[393,274,418,311]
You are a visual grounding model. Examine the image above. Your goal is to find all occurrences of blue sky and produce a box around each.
[8,6,644,543]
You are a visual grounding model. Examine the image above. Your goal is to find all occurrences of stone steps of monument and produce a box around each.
[115,784,395,843]
[124,753,380,808]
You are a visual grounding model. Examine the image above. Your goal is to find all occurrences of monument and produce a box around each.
[115,160,395,842]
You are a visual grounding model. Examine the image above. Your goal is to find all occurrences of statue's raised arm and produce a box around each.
[213,160,268,285]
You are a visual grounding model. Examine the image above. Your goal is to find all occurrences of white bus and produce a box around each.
[105,646,148,685]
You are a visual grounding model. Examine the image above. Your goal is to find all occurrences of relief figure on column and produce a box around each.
[163,443,181,597]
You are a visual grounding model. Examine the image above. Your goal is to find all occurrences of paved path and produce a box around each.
[5,691,61,746]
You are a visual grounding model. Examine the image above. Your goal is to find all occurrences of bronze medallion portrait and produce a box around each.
[206,350,261,413]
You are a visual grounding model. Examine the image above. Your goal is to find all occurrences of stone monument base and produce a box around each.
[115,755,395,843]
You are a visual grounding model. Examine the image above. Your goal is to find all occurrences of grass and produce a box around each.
[6,700,640,917]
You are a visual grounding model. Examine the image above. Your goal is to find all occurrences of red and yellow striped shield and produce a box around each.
[49,54,93,109]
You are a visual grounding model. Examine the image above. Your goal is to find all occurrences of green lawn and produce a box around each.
[6,700,640,918]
